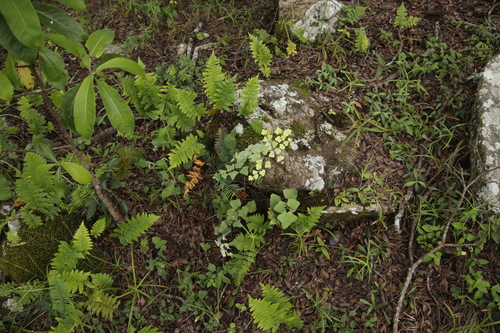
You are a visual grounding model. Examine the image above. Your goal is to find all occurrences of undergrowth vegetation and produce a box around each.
[0,0,500,332]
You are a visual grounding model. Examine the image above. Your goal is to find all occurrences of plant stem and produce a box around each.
[30,65,125,223]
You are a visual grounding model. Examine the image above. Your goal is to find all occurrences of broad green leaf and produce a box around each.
[0,0,41,49]
[59,162,92,184]
[4,55,21,89]
[96,79,134,135]
[0,71,13,101]
[34,2,87,41]
[283,188,297,200]
[0,14,37,63]
[33,135,57,161]
[43,33,86,58]
[74,75,95,139]
[86,29,114,58]
[278,211,297,229]
[54,0,85,10]
[59,83,79,133]
[95,57,145,77]
[32,164,55,186]
[0,174,12,201]
[39,47,68,90]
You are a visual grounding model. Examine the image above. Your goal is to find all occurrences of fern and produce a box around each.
[18,95,54,135]
[248,284,303,332]
[202,52,237,112]
[51,241,84,272]
[138,326,160,333]
[394,3,421,28]
[215,127,236,163]
[72,222,92,254]
[341,6,367,25]
[238,75,260,117]
[213,76,237,112]
[48,271,76,317]
[16,178,61,222]
[168,134,205,169]
[354,28,370,52]
[111,213,160,245]
[174,88,207,120]
[84,289,120,320]
[224,251,256,286]
[90,218,106,238]
[121,73,162,117]
[249,34,272,77]
[202,52,225,102]
[60,270,90,294]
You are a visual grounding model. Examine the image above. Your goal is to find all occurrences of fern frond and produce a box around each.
[203,52,225,102]
[184,165,203,196]
[112,213,160,245]
[50,307,83,333]
[60,270,90,294]
[167,108,196,132]
[238,76,260,116]
[91,273,114,290]
[90,218,106,238]
[51,241,84,272]
[168,134,205,169]
[19,207,43,228]
[215,127,236,163]
[84,289,120,320]
[395,3,421,28]
[248,34,272,78]
[72,222,92,254]
[18,96,52,135]
[213,76,237,112]
[138,326,160,333]
[225,251,256,286]
[354,28,370,52]
[16,177,61,221]
[48,271,75,316]
[342,6,367,25]
[174,88,207,120]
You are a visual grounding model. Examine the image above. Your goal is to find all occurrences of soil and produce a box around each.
[4,0,500,332]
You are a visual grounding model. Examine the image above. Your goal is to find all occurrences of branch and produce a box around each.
[30,65,124,223]
[392,167,496,333]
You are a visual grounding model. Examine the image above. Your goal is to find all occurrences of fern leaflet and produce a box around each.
[249,34,272,77]
[238,75,260,116]
[174,88,207,120]
[112,213,160,245]
[354,28,370,52]
[203,52,225,102]
[168,134,205,169]
[84,289,120,320]
[52,241,84,272]
[342,6,367,25]
[395,3,421,28]
[60,270,90,294]
[224,251,256,286]
[72,222,92,254]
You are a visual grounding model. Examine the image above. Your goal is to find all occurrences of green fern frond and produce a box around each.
[138,326,160,333]
[342,6,367,25]
[48,271,75,316]
[174,88,207,120]
[50,307,84,333]
[203,52,225,102]
[248,34,272,78]
[90,218,106,238]
[225,251,256,286]
[212,76,237,112]
[167,108,196,132]
[91,273,114,290]
[238,75,260,116]
[0,280,43,307]
[19,208,43,228]
[354,28,370,52]
[168,134,205,169]
[215,127,236,163]
[72,222,92,254]
[84,289,120,320]
[52,241,84,272]
[395,3,421,28]
[112,213,160,245]
[18,96,53,135]
[60,270,90,294]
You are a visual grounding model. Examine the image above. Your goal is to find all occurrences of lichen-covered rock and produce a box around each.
[279,0,344,42]
[471,54,500,215]
[241,79,355,192]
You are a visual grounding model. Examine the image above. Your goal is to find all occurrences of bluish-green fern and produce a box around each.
[111,213,160,245]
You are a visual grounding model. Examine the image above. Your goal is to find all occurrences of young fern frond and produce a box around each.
[249,34,272,77]
[238,75,260,116]
[394,3,421,28]
[72,222,92,254]
[168,134,205,169]
[112,213,160,245]
[354,28,370,52]
[342,6,367,25]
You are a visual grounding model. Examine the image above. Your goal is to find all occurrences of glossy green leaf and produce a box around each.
[39,47,68,90]
[34,2,87,41]
[43,33,86,58]
[0,0,41,49]
[0,71,13,101]
[95,57,145,77]
[59,162,92,184]
[0,174,12,201]
[74,75,95,139]
[86,29,114,58]
[0,14,37,63]
[96,79,134,135]
[59,83,79,133]
[54,0,86,10]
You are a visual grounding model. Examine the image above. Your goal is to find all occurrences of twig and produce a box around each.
[30,65,124,223]
[488,2,500,30]
[392,167,496,333]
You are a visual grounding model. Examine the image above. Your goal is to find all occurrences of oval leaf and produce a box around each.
[95,57,145,77]
[39,47,68,90]
[0,0,41,49]
[0,14,37,63]
[4,55,21,89]
[32,164,55,187]
[60,83,79,133]
[86,29,114,58]
[55,0,86,10]
[43,33,87,58]
[96,79,135,135]
[59,162,92,184]
[0,71,13,102]
[74,75,95,139]
[34,3,87,41]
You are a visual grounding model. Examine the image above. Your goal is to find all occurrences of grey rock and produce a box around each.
[471,54,500,215]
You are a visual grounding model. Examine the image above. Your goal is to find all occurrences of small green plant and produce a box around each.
[248,33,273,77]
[248,283,303,332]
[394,3,421,28]
[340,237,390,281]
